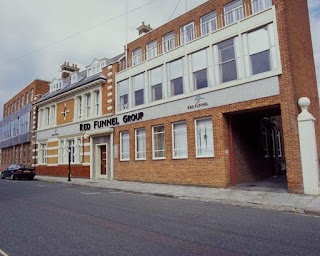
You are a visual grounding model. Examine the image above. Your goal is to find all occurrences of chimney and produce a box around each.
[60,61,80,79]
[137,21,153,36]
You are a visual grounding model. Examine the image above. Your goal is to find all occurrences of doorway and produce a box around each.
[100,145,107,176]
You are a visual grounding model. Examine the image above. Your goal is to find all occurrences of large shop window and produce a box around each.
[247,26,271,75]
[172,122,188,158]
[149,66,163,102]
[201,11,217,36]
[39,143,47,164]
[218,38,237,83]
[191,49,208,90]
[168,58,184,96]
[195,118,214,157]
[118,79,129,111]
[135,128,146,160]
[133,73,144,106]
[152,125,165,159]
[120,131,130,161]
[224,0,243,25]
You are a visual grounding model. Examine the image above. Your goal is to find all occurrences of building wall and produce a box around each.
[56,98,75,125]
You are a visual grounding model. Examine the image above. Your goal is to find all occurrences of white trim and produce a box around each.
[107,86,113,90]
[107,99,113,103]
[172,121,188,159]
[135,128,146,161]
[47,164,59,166]
[107,79,113,83]
[152,125,166,160]
[194,117,214,158]
[107,92,113,96]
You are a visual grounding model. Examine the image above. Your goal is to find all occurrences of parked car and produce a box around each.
[1,164,36,180]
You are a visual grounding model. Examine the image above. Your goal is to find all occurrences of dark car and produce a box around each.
[1,164,36,180]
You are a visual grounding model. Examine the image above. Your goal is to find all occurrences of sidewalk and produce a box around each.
[36,175,320,216]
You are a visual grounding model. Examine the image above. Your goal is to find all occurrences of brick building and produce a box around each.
[0,80,49,170]
[34,0,318,194]
[35,56,123,178]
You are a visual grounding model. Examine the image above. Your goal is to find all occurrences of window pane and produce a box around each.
[196,119,214,157]
[194,69,208,90]
[153,126,165,158]
[147,41,157,59]
[135,89,144,106]
[171,77,184,96]
[192,49,208,72]
[162,32,175,52]
[201,11,217,35]
[221,61,237,82]
[173,122,188,158]
[120,95,128,110]
[121,131,130,160]
[152,84,162,101]
[251,50,271,75]
[248,27,269,55]
[136,129,146,159]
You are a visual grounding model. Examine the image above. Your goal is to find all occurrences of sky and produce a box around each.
[0,0,319,120]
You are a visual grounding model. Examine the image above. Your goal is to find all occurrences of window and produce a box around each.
[67,140,75,163]
[218,38,237,83]
[118,79,129,111]
[201,11,217,35]
[152,125,165,159]
[77,96,82,120]
[120,131,130,160]
[172,122,188,158]
[71,74,78,84]
[132,48,142,66]
[133,74,144,106]
[195,118,214,157]
[45,107,50,127]
[247,27,271,75]
[40,143,47,164]
[146,40,158,60]
[30,89,33,102]
[38,109,44,129]
[262,126,269,158]
[162,32,175,52]
[271,129,276,157]
[224,0,243,25]
[150,66,163,102]
[21,96,25,107]
[51,105,56,126]
[94,91,100,116]
[14,102,16,112]
[26,93,29,104]
[252,0,272,14]
[59,140,65,164]
[86,94,91,118]
[191,49,208,90]
[76,138,82,163]
[180,22,194,44]
[169,58,184,96]
[17,99,20,110]
[135,128,146,160]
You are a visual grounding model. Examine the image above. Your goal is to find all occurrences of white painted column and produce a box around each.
[297,97,320,195]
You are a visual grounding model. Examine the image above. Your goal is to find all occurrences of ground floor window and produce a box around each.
[152,125,165,159]
[195,118,214,157]
[39,143,47,164]
[172,122,188,158]
[135,128,146,160]
[120,131,130,160]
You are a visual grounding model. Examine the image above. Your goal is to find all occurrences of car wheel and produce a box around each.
[10,174,15,180]
[28,176,34,180]
[0,172,5,179]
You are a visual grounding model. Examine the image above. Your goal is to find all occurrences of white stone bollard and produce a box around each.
[297,97,320,195]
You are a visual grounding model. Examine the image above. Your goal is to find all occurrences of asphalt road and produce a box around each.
[0,179,320,256]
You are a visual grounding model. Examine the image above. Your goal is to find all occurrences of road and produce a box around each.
[0,179,320,256]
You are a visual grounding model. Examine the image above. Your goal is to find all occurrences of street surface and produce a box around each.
[0,179,320,256]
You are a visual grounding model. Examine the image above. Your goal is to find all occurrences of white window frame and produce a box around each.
[135,128,146,160]
[146,40,158,60]
[152,125,165,160]
[59,140,65,164]
[85,93,91,118]
[224,0,243,26]
[172,122,188,159]
[132,48,143,66]
[45,107,50,127]
[120,131,130,161]
[39,143,47,164]
[94,90,100,116]
[200,11,217,36]
[51,105,56,126]
[118,79,129,111]
[149,66,163,102]
[162,31,175,52]
[195,118,214,158]
[180,22,195,44]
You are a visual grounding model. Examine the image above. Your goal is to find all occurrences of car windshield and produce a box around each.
[19,164,32,169]
[9,164,20,169]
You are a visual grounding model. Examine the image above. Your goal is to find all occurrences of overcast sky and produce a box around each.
[0,0,319,120]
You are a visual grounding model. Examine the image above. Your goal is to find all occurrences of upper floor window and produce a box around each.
[13,101,16,112]
[51,105,56,126]
[224,0,243,25]
[94,90,100,116]
[162,31,175,52]
[45,107,50,127]
[180,22,194,44]
[30,89,33,102]
[26,92,29,104]
[149,66,163,102]
[146,40,158,60]
[77,96,83,120]
[195,118,214,157]
[247,26,271,75]
[17,99,20,110]
[71,73,78,84]
[168,58,184,96]
[85,94,91,118]
[218,38,237,83]
[201,11,217,36]
[133,73,144,106]
[118,79,129,111]
[132,48,142,66]
[252,0,272,14]
[21,96,25,107]
[191,49,208,90]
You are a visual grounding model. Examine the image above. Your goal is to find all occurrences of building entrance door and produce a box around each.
[100,145,107,175]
